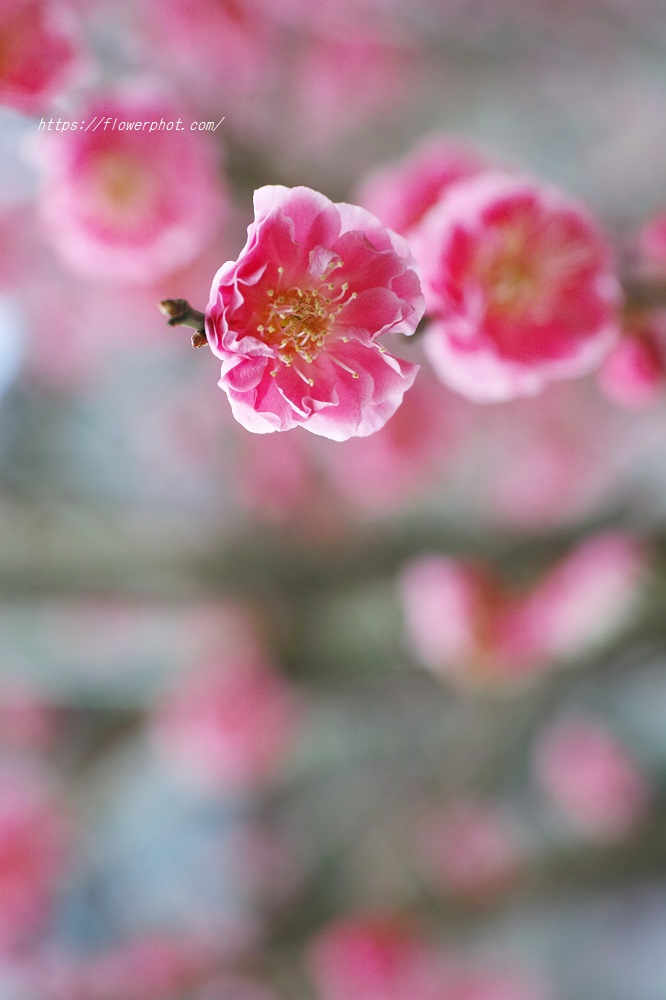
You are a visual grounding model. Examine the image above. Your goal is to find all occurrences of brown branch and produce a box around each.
[158,299,208,348]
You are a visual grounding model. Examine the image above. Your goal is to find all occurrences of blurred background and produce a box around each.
[1,1,666,998]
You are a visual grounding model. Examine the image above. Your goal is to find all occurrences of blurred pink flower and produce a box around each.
[139,0,276,104]
[639,210,666,275]
[534,716,649,839]
[308,915,446,1000]
[415,173,621,401]
[0,764,70,953]
[317,370,470,513]
[398,555,530,687]
[151,655,300,791]
[508,531,649,662]
[205,185,423,439]
[356,135,490,239]
[37,86,226,284]
[443,967,549,1000]
[288,33,414,151]
[0,0,82,114]
[82,934,212,1000]
[598,321,666,408]
[418,799,522,901]
[482,382,620,532]
[0,682,59,752]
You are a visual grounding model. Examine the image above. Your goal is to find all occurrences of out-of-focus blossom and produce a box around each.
[508,531,649,662]
[639,210,666,275]
[0,0,82,114]
[193,974,279,1000]
[81,934,212,1000]
[139,0,276,106]
[26,934,218,1000]
[37,86,226,284]
[0,682,59,752]
[289,33,414,151]
[443,966,549,1000]
[598,321,666,408]
[417,799,523,901]
[400,534,647,688]
[534,716,650,839]
[415,173,621,401]
[0,763,71,953]
[151,655,301,792]
[356,135,489,239]
[205,185,423,440]
[398,555,534,687]
[317,370,470,513]
[482,382,621,531]
[308,915,446,1000]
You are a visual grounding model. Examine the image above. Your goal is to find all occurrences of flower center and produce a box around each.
[256,265,357,370]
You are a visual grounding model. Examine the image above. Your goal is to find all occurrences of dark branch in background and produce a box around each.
[622,278,666,312]
[159,299,207,347]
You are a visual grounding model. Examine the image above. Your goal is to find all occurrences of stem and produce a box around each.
[158,299,208,348]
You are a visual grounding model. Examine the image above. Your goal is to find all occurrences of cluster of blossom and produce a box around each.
[201,137,666,436]
[5,0,666,430]
[399,531,648,688]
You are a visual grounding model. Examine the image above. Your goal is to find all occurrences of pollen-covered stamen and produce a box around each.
[255,267,357,368]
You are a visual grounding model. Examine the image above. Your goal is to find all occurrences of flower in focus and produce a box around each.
[205,185,423,440]
[356,134,490,239]
[533,716,649,839]
[0,0,82,114]
[37,87,226,284]
[151,655,300,791]
[0,763,71,953]
[414,173,621,401]
[308,915,446,1000]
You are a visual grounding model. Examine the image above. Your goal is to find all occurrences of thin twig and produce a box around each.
[158,299,208,348]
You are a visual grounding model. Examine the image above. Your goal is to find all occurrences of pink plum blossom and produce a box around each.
[534,716,649,839]
[138,0,276,109]
[0,0,82,114]
[481,382,621,531]
[598,321,666,408]
[288,33,415,151]
[507,531,649,662]
[398,555,535,688]
[316,370,470,513]
[0,763,71,953]
[356,135,490,239]
[0,682,59,752]
[151,655,301,791]
[37,87,226,284]
[308,915,446,1000]
[418,799,523,901]
[415,173,621,401]
[205,185,423,440]
[639,210,666,275]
